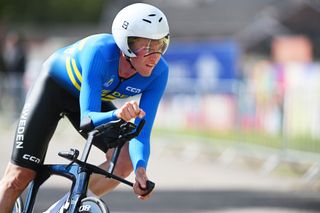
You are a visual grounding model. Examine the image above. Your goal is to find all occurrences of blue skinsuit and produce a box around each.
[47,34,169,172]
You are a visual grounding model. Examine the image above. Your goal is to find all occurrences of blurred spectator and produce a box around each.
[0,37,5,111]
[0,32,27,117]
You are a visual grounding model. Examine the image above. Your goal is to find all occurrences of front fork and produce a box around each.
[22,163,89,213]
[61,168,91,212]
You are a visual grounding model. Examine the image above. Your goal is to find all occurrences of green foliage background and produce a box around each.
[0,0,107,24]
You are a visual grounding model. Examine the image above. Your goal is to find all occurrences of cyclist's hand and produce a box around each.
[116,101,146,122]
[133,167,152,200]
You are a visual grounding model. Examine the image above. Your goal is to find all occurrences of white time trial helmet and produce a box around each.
[112,3,170,57]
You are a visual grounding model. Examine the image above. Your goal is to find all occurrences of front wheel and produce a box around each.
[77,197,110,213]
[13,197,23,213]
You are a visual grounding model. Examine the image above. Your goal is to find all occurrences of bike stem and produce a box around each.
[107,146,122,174]
[80,129,99,162]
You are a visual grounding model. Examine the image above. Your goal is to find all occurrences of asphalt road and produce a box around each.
[1,118,320,213]
[31,188,320,213]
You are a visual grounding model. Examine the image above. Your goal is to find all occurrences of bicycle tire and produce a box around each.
[77,197,110,213]
[13,197,23,213]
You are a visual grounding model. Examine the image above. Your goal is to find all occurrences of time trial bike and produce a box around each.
[13,118,154,213]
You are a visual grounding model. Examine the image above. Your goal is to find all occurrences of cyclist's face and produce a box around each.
[129,37,167,76]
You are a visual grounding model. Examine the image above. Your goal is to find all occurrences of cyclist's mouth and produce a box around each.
[146,64,155,68]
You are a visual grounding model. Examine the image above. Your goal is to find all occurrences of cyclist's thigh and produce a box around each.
[66,101,117,151]
[11,71,64,171]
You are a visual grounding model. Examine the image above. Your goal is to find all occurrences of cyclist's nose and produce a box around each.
[146,53,161,63]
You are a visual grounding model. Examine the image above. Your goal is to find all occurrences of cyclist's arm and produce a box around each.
[129,66,169,172]
[79,49,118,126]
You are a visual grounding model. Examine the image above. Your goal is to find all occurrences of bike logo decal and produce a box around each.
[79,204,91,212]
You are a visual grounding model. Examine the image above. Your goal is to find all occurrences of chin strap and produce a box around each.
[125,55,136,71]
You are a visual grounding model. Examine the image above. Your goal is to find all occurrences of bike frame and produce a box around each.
[20,119,152,213]
[23,162,89,213]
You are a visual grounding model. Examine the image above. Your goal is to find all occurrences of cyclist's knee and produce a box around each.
[1,163,36,193]
[116,159,133,177]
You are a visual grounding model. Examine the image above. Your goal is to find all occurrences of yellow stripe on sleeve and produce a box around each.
[101,96,116,101]
[66,57,81,91]
[71,58,83,82]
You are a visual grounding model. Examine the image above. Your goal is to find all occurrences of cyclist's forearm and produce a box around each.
[83,110,118,127]
[129,138,149,172]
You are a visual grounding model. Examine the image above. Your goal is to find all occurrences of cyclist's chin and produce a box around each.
[138,67,154,77]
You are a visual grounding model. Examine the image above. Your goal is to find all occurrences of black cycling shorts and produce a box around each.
[10,70,116,171]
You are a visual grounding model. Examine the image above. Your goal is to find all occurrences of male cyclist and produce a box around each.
[0,3,170,212]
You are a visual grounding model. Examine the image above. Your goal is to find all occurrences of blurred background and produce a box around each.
[1,0,320,212]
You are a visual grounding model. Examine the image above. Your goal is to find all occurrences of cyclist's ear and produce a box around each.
[80,116,94,132]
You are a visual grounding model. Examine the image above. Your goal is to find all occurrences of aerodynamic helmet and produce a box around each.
[112,3,170,57]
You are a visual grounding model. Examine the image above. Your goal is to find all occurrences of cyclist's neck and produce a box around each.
[118,53,137,79]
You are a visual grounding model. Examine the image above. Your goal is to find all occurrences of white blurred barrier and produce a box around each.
[156,69,320,181]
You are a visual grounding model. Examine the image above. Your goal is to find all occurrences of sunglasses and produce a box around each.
[128,35,170,56]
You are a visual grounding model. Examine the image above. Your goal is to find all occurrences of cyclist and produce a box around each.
[0,3,170,212]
